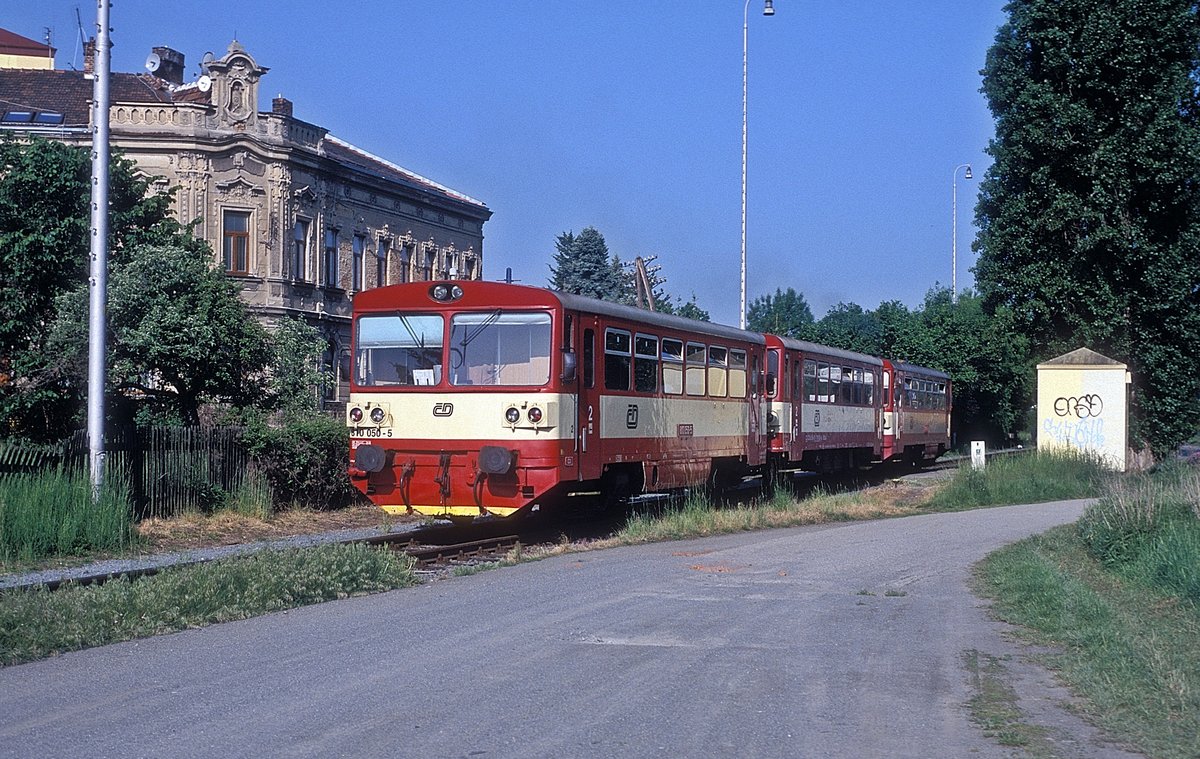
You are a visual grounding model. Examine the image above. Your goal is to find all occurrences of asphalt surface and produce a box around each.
[0,500,1140,759]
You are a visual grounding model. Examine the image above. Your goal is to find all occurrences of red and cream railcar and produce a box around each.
[881,360,951,464]
[347,281,768,519]
[764,335,883,472]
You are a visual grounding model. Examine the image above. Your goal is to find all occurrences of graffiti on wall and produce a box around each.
[1044,394,1106,449]
[1053,394,1104,419]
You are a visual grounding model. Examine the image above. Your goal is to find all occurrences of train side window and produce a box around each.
[634,333,659,393]
[686,341,706,396]
[838,367,852,404]
[708,346,728,398]
[729,349,747,398]
[852,368,864,405]
[767,349,780,399]
[604,328,631,391]
[817,363,831,402]
[804,360,817,402]
[882,371,891,406]
[662,338,684,395]
[864,371,875,406]
[830,366,843,404]
[583,329,595,389]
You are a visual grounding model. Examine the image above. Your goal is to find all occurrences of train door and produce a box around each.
[575,317,603,481]
[747,350,766,466]
[791,351,803,460]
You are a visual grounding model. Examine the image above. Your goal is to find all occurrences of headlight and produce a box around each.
[505,407,521,424]
[432,284,450,301]
[349,407,364,423]
[451,285,464,299]
[527,407,543,424]
[370,407,386,424]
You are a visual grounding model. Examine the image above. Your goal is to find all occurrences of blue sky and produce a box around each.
[6,1,1008,326]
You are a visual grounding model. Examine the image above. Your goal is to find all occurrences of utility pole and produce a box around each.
[87,0,111,495]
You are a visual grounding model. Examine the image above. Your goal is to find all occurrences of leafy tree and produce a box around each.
[902,289,1032,445]
[267,317,331,414]
[812,302,882,356]
[48,243,272,426]
[974,0,1200,454]
[746,287,815,338]
[0,137,204,438]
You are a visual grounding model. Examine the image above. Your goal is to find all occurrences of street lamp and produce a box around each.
[951,163,973,301]
[742,0,775,329]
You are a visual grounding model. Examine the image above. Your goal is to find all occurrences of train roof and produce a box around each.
[768,335,884,367]
[891,361,951,380]
[353,281,766,346]
[554,290,766,346]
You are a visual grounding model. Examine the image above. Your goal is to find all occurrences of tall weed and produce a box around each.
[0,469,133,562]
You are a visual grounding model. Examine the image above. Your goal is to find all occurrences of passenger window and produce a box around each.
[708,346,728,398]
[729,349,747,398]
[804,360,817,402]
[604,328,631,391]
[634,333,659,393]
[864,371,875,406]
[818,363,831,402]
[686,342,706,396]
[662,338,684,395]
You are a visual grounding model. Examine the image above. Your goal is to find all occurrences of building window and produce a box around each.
[423,248,436,281]
[222,210,250,274]
[324,228,339,288]
[465,257,476,280]
[376,239,388,288]
[400,246,411,284]
[292,219,310,281]
[352,234,366,292]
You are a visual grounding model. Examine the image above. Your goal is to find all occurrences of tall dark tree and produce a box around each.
[974,0,1200,454]
[746,288,815,338]
[548,227,627,302]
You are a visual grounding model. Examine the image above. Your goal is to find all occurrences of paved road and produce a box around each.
[0,500,1131,758]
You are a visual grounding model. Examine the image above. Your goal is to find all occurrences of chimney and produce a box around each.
[83,38,95,74]
[151,46,185,84]
[272,95,293,118]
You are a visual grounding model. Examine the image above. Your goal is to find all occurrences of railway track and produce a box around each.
[7,527,528,593]
[8,450,1029,593]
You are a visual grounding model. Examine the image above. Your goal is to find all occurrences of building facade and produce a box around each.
[0,35,492,405]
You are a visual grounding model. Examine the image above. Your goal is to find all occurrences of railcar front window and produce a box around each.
[451,311,552,386]
[356,314,444,386]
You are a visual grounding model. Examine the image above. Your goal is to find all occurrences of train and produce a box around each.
[346,281,950,520]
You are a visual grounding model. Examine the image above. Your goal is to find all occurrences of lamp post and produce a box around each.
[951,163,972,301]
[741,0,775,329]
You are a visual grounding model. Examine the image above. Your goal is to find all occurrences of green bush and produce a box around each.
[241,412,357,511]
[0,469,134,562]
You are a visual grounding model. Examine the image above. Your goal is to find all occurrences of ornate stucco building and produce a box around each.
[0,33,492,404]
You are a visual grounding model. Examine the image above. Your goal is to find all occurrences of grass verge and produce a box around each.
[0,543,417,667]
[925,450,1108,511]
[977,524,1200,758]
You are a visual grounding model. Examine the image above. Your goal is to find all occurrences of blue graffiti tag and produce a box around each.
[1042,416,1106,449]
